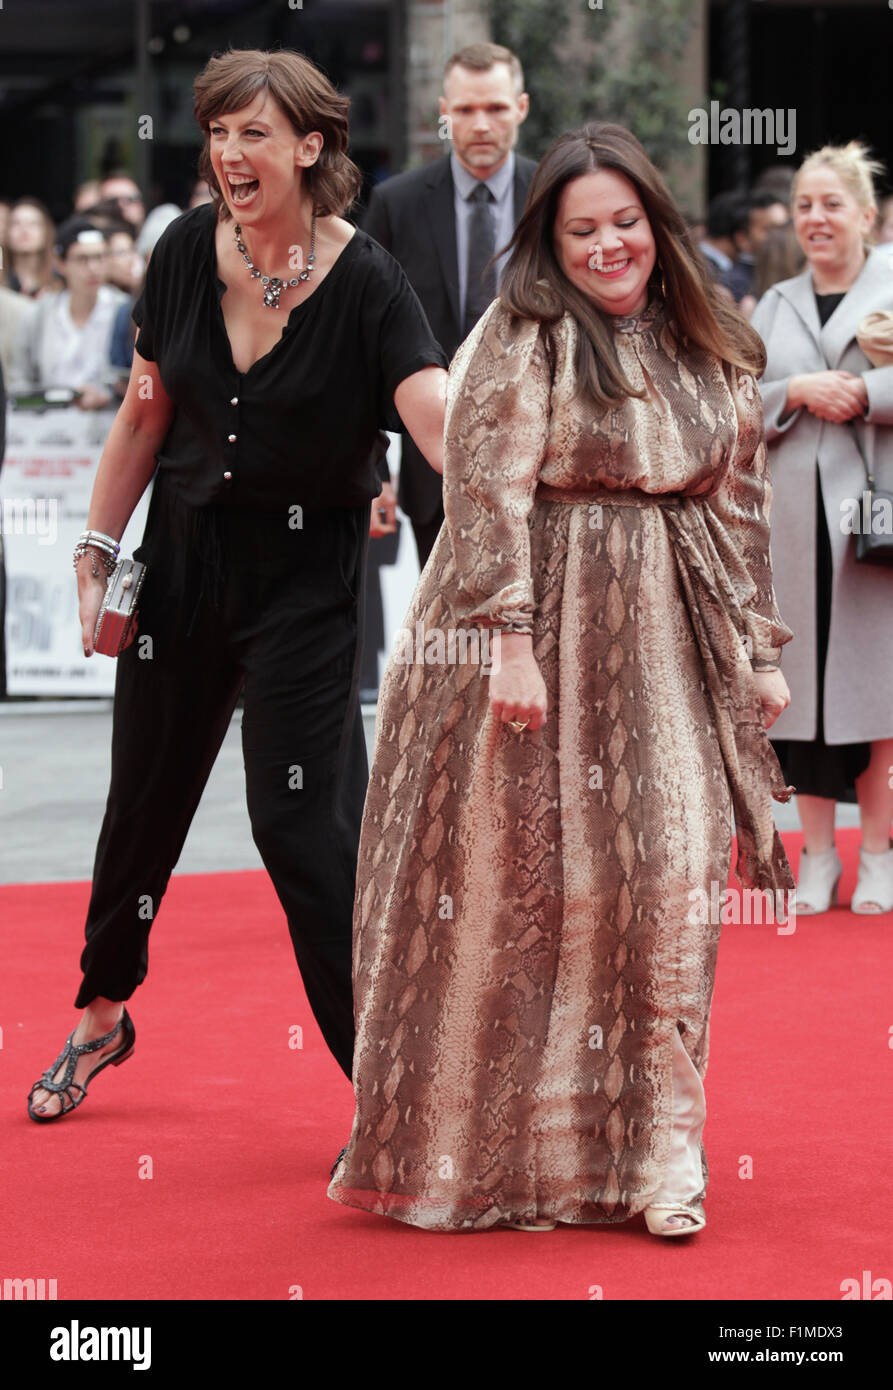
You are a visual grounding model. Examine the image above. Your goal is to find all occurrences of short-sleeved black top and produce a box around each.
[131,202,449,510]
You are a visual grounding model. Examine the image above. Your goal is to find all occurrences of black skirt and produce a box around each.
[771,466,871,801]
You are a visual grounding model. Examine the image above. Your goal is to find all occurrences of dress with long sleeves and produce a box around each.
[328,294,794,1231]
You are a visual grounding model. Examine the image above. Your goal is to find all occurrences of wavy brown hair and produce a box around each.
[193,48,363,222]
[498,123,766,412]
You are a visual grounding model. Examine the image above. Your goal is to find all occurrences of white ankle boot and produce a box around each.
[852,842,893,915]
[795,845,843,915]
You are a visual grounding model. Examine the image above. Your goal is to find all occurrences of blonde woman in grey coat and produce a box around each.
[751,141,893,914]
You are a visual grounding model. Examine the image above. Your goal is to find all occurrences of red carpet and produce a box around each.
[1,825,890,1301]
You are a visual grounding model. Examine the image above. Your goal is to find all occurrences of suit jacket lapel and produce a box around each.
[820,248,889,367]
[423,153,533,342]
[423,156,461,341]
[775,249,890,368]
[513,159,531,223]
[776,266,823,351]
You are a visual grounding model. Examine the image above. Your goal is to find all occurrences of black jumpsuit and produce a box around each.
[73,203,449,1080]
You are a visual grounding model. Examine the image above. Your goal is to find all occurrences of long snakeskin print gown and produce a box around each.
[328,294,795,1231]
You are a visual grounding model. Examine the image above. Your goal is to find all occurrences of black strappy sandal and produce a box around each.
[27,1009,136,1123]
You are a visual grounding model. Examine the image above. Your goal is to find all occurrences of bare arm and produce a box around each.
[84,349,175,537]
[78,350,174,655]
[393,365,448,476]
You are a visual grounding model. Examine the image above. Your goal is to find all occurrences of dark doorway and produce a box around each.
[708,1,893,193]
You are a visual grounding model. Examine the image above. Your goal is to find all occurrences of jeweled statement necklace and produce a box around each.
[234,211,317,309]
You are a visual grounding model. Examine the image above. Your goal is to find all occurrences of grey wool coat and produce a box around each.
[750,245,893,743]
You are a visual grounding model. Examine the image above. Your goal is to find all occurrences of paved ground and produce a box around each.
[0,698,858,886]
[0,699,377,885]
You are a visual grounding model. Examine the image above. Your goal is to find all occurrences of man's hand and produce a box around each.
[369,479,397,538]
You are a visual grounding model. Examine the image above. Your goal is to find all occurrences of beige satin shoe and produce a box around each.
[503,1217,557,1232]
[644,1200,706,1237]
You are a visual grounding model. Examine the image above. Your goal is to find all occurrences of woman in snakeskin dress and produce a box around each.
[328,124,793,1236]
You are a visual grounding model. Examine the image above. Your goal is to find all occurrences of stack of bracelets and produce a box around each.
[73,529,120,580]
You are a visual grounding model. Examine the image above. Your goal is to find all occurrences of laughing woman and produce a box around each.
[328,123,793,1236]
[27,49,448,1121]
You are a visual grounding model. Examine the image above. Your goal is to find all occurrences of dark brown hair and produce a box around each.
[498,122,766,412]
[193,48,363,222]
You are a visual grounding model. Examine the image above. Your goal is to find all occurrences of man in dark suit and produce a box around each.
[362,41,537,568]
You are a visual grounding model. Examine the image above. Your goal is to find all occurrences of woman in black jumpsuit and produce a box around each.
[28,49,448,1119]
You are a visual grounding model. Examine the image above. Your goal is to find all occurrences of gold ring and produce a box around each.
[508,719,529,732]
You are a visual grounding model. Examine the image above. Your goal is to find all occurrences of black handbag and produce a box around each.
[817,323,893,566]
[817,322,893,561]
[848,421,893,566]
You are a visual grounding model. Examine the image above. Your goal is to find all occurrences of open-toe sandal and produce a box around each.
[644,1200,706,1237]
[27,1009,135,1123]
[851,843,893,915]
[796,845,843,915]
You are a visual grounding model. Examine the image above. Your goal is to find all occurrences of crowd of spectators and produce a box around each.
[2,162,892,410]
[0,172,215,699]
[0,173,213,409]
[693,165,893,319]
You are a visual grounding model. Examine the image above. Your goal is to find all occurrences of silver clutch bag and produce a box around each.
[93,557,147,656]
